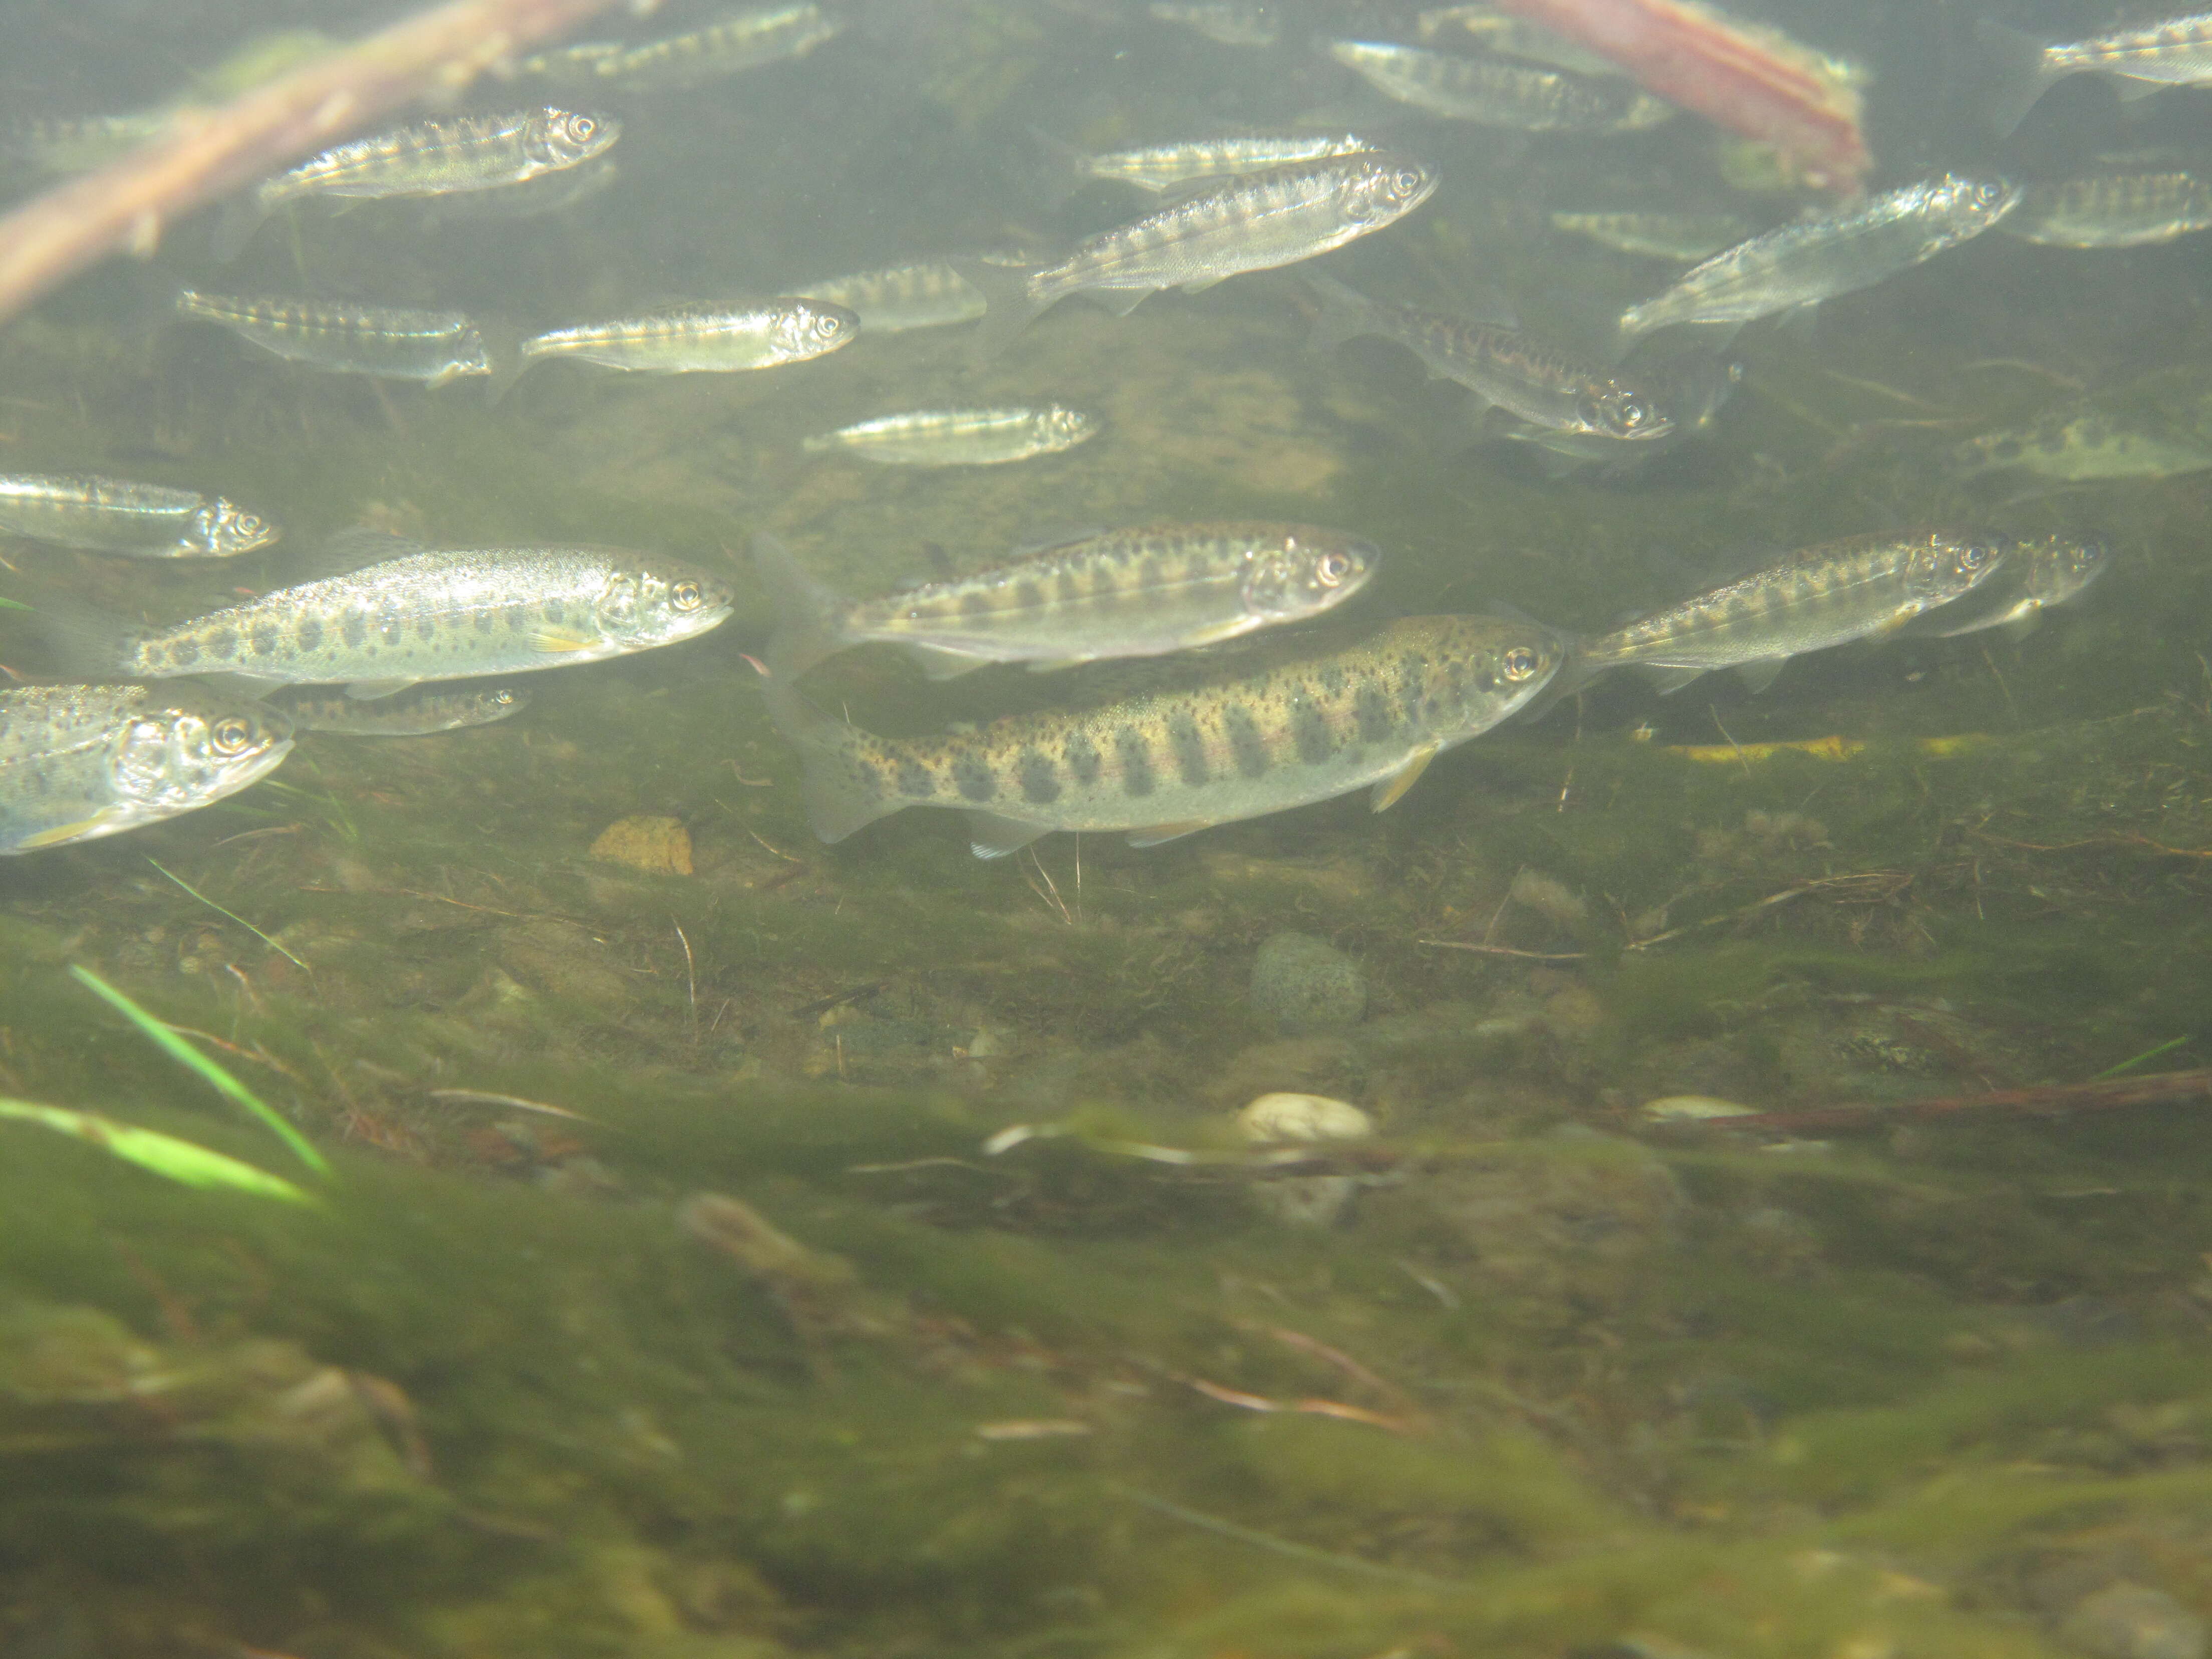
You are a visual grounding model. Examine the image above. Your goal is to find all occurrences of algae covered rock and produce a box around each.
[1249,931,1367,1034]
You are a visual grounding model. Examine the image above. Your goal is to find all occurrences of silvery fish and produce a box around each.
[174,290,505,388]
[754,521,1376,680]
[0,474,278,559]
[1327,40,1674,131]
[2003,169,2212,247]
[531,3,842,91]
[263,681,530,735]
[1952,407,2212,483]
[789,261,988,333]
[1617,175,2022,342]
[1506,342,1742,474]
[1576,531,2013,695]
[1981,12,2212,135]
[960,151,1437,350]
[800,406,1097,467]
[1039,131,1380,196]
[760,613,1564,858]
[1148,3,1281,47]
[420,155,622,225]
[1922,534,2110,638]
[0,683,292,854]
[52,530,734,699]
[1417,6,1628,78]
[1303,274,1672,443]
[1549,209,1751,260]
[217,108,617,258]
[517,300,856,380]
[3,110,169,174]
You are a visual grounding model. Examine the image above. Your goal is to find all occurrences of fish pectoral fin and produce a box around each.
[526,625,599,654]
[344,678,416,701]
[1086,285,1157,316]
[1933,599,2037,639]
[965,811,1051,860]
[1124,819,1215,849]
[1639,665,1707,695]
[1733,659,1788,694]
[16,812,120,850]
[904,643,991,680]
[1370,744,1439,813]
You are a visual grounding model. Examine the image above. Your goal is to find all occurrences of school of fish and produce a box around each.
[0,0,2165,856]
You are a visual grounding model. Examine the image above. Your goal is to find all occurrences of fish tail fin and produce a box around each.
[950,256,1049,361]
[1027,126,1095,207]
[750,532,848,680]
[478,313,529,404]
[1299,271,1373,354]
[755,672,900,845]
[34,595,143,678]
[1976,16,2058,135]
[208,193,271,263]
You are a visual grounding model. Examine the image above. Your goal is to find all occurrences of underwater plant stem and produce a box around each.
[0,0,626,327]
[69,965,332,1178]
[1110,1485,1461,1587]
[146,858,310,974]
[2093,1036,2191,1080]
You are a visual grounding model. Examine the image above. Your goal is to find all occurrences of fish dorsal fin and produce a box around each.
[301,526,429,582]
[1734,659,1787,694]
[1370,743,1439,812]
[1124,819,1214,849]
[966,810,1049,859]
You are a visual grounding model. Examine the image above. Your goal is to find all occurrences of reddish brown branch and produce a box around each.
[1484,0,1870,192]
[0,0,627,327]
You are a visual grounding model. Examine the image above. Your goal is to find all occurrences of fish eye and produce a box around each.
[1502,646,1539,682]
[1615,400,1647,431]
[1315,551,1351,587]
[211,716,253,754]
[234,514,263,538]
[1393,167,1423,195]
[492,689,516,705]
[570,115,597,141]
[671,579,704,611]
[1959,543,1989,570]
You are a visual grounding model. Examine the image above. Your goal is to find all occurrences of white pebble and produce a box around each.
[1238,1092,1374,1144]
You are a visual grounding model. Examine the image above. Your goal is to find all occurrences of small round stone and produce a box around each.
[1238,1092,1374,1144]
[1248,931,1366,1033]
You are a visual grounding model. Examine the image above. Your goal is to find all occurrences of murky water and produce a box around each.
[3,3,2212,1655]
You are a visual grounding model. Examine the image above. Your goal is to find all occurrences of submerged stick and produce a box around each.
[1648,1068,2212,1135]
[0,0,627,328]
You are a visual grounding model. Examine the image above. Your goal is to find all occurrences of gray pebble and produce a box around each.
[2063,1585,2206,1659]
[1249,931,1367,1033]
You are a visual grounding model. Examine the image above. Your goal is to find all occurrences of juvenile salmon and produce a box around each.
[0,683,292,854]
[755,521,1375,679]
[0,473,277,559]
[762,613,1563,857]
[800,406,1097,467]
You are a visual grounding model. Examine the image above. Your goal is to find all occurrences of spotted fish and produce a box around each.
[1326,39,1673,131]
[1922,534,2110,638]
[1981,12,2212,135]
[0,473,277,559]
[49,530,733,699]
[0,683,292,854]
[174,290,507,388]
[755,522,1376,680]
[2003,169,2212,246]
[1575,530,2014,695]
[958,152,1437,352]
[1303,273,1673,443]
[262,681,530,735]
[760,613,1563,857]
[1618,175,2021,342]
[788,260,990,334]
[1038,131,1381,197]
[1953,407,2212,483]
[800,406,1098,467]
[524,3,842,92]
[517,299,856,380]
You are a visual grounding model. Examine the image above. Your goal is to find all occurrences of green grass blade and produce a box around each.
[69,965,332,1178]
[2093,1036,2190,1080]
[0,1098,315,1205]
[145,857,311,972]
